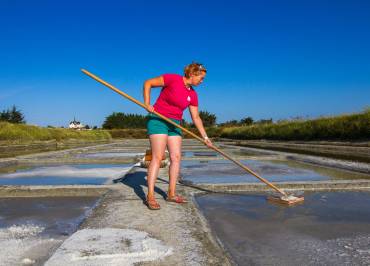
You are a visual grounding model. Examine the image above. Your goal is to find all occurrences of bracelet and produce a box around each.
[203,136,209,140]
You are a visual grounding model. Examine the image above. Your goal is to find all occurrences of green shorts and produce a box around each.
[146,113,182,137]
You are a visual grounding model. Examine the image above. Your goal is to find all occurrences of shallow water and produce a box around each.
[182,151,219,158]
[181,159,370,184]
[0,196,98,236]
[0,196,99,265]
[196,192,370,266]
[182,148,268,158]
[75,152,144,158]
[0,164,131,185]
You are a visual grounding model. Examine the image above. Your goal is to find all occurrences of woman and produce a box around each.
[143,62,213,210]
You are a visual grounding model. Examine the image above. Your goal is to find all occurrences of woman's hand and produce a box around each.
[145,104,154,113]
[203,136,214,148]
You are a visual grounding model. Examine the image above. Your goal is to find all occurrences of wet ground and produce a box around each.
[181,148,270,159]
[0,139,369,265]
[196,191,370,266]
[0,163,131,185]
[0,196,99,265]
[182,150,219,158]
[75,151,144,159]
[181,159,370,184]
[0,140,231,265]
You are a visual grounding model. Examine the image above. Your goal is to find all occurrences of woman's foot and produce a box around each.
[145,196,161,210]
[166,194,188,204]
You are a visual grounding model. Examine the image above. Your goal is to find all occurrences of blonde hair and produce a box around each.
[184,62,207,78]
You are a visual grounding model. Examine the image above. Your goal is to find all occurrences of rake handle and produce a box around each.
[81,69,287,196]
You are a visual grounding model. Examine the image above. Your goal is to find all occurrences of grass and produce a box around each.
[218,109,370,141]
[1,109,368,143]
[0,122,111,144]
[108,129,147,139]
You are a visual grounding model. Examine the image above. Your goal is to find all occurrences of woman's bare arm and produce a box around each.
[143,76,164,111]
[189,105,213,147]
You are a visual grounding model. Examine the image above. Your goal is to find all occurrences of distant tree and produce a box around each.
[0,110,10,122]
[240,116,254,125]
[199,110,217,127]
[102,112,147,129]
[290,116,305,121]
[85,125,90,129]
[218,116,255,127]
[219,119,239,127]
[181,119,192,128]
[255,118,273,124]
[93,126,98,130]
[0,105,25,124]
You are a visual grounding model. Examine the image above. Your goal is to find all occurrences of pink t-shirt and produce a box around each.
[153,74,198,120]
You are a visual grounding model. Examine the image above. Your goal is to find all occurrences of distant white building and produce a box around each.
[69,118,85,130]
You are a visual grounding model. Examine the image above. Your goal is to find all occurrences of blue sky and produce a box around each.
[0,0,369,127]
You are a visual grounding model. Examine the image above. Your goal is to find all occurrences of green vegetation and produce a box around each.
[0,105,25,124]
[104,109,370,141]
[183,110,217,128]
[0,122,111,143]
[199,111,217,127]
[218,109,370,141]
[103,112,147,129]
[1,108,368,143]
[108,129,147,139]
[102,110,218,129]
[219,116,254,127]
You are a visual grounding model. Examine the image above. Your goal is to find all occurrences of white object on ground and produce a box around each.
[45,228,173,266]
[281,195,299,201]
[22,258,36,265]
[0,224,61,266]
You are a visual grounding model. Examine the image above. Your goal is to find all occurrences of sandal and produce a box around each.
[166,194,188,204]
[145,196,161,210]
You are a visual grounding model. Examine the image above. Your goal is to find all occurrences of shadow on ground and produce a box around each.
[120,169,167,201]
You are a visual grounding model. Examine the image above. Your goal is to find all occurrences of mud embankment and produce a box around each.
[0,139,113,158]
[219,139,370,163]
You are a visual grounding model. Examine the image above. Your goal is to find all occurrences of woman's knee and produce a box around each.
[151,153,165,163]
[170,153,181,164]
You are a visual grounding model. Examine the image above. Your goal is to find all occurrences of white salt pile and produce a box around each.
[45,228,173,266]
[0,224,61,266]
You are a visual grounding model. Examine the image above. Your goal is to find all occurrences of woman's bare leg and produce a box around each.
[147,134,168,200]
[167,136,182,197]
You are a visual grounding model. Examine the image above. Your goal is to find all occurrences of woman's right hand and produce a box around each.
[203,137,214,148]
[145,104,154,113]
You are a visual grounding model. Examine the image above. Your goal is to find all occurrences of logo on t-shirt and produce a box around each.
[187,96,191,102]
